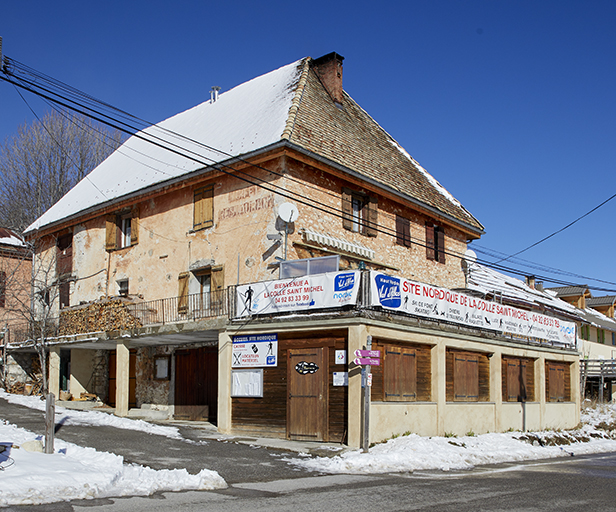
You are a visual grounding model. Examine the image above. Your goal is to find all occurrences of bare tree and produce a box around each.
[0,111,124,233]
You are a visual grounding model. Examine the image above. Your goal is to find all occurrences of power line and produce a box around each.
[4,57,616,293]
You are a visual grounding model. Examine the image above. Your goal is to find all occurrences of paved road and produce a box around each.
[4,397,616,511]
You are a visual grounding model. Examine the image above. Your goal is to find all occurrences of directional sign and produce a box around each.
[355,350,381,358]
[354,357,380,366]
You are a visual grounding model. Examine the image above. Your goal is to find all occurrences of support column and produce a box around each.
[217,331,233,434]
[434,342,446,435]
[536,356,546,429]
[347,324,368,449]
[115,342,130,417]
[48,347,61,398]
[491,349,502,432]
[571,358,581,425]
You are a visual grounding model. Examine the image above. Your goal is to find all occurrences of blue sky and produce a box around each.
[1,1,615,293]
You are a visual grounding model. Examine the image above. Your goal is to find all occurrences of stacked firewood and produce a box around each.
[58,299,143,336]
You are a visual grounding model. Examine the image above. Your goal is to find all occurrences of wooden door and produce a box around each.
[287,347,327,441]
[175,347,218,423]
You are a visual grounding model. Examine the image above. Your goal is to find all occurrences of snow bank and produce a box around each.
[0,420,226,507]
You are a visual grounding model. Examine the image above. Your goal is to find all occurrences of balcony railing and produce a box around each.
[126,289,228,326]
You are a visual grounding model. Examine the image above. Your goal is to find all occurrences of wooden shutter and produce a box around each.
[547,361,568,402]
[365,196,378,237]
[211,265,224,308]
[425,223,435,260]
[341,188,352,231]
[396,216,411,247]
[436,227,446,263]
[130,207,139,246]
[106,215,117,251]
[384,345,417,401]
[453,352,479,401]
[178,272,189,313]
[0,271,6,308]
[194,185,214,230]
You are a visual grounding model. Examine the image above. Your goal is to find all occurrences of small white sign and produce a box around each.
[335,350,346,365]
[232,333,278,367]
[333,372,348,387]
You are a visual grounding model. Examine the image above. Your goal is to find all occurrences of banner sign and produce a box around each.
[232,333,278,367]
[236,271,360,317]
[370,272,576,346]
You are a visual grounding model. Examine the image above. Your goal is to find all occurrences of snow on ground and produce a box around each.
[290,401,616,474]
[0,421,226,507]
[0,390,182,439]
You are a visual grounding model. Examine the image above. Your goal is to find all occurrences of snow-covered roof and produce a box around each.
[26,59,305,233]
[465,261,579,317]
[0,227,26,248]
[25,54,483,236]
[578,307,616,331]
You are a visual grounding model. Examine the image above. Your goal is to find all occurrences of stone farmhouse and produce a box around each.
[16,53,581,447]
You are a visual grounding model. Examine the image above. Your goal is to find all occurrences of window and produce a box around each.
[395,216,411,247]
[106,208,139,251]
[612,332,615,346]
[446,349,490,402]
[179,266,224,315]
[598,329,605,344]
[502,357,534,402]
[56,234,73,276]
[370,342,431,402]
[120,216,132,248]
[59,281,70,309]
[193,185,214,231]
[342,188,377,237]
[581,324,590,340]
[0,270,5,308]
[117,279,129,297]
[425,223,445,263]
[546,361,570,402]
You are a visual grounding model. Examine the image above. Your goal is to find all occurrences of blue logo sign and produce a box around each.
[335,273,356,291]
[375,274,401,308]
[266,356,276,365]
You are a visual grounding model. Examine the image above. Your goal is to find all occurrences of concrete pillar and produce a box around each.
[347,324,368,449]
[571,358,581,425]
[536,356,546,429]
[115,342,130,417]
[433,342,446,435]
[48,347,61,398]
[491,349,502,432]
[217,331,233,434]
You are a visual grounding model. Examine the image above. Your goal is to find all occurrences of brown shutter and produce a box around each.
[365,196,378,237]
[194,186,214,230]
[0,271,6,308]
[211,265,224,308]
[106,215,117,251]
[130,207,139,246]
[437,227,446,263]
[454,351,479,401]
[342,188,352,231]
[425,223,435,260]
[396,216,411,247]
[178,272,189,313]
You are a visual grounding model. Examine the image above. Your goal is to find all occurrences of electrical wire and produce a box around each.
[3,56,616,292]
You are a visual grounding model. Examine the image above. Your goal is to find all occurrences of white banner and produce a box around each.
[370,272,576,346]
[236,271,360,317]
[232,334,278,367]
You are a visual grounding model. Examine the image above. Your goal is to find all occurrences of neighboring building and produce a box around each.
[0,228,34,390]
[14,53,580,446]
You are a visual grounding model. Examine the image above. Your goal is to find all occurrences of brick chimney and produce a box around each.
[312,52,345,106]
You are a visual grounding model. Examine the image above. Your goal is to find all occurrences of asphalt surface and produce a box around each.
[0,397,331,484]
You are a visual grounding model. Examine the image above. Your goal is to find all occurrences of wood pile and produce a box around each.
[58,299,143,336]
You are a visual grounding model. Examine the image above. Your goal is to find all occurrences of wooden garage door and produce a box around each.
[287,347,327,441]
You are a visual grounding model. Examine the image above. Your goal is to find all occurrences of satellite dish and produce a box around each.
[464,249,477,264]
[278,203,299,223]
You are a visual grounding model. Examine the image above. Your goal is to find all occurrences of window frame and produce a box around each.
[546,361,570,402]
[395,215,411,247]
[106,208,139,251]
[502,356,535,402]
[425,222,446,263]
[342,187,378,237]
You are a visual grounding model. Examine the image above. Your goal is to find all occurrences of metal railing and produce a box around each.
[126,289,229,326]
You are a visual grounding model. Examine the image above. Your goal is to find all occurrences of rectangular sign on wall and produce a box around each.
[369,271,576,346]
[236,271,360,317]
[232,333,278,367]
